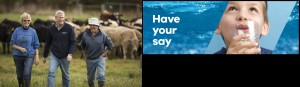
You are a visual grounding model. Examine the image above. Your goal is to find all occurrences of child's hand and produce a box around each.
[227,34,261,54]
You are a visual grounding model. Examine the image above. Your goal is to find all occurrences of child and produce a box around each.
[214,1,272,54]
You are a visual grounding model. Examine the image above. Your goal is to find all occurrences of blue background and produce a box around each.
[143,1,228,54]
[143,1,299,54]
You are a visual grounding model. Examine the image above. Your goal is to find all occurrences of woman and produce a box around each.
[10,12,40,87]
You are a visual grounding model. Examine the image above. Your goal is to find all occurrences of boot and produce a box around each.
[18,79,23,87]
[23,80,30,87]
[88,82,95,87]
[98,81,105,87]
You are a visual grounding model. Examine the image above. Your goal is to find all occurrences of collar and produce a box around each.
[22,26,30,30]
[55,22,65,30]
[214,47,227,54]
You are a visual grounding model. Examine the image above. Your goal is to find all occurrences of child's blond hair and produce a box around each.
[263,1,268,23]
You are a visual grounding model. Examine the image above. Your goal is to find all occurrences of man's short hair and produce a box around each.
[55,10,65,17]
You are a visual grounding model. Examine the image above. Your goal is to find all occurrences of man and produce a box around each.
[81,17,113,87]
[43,10,76,87]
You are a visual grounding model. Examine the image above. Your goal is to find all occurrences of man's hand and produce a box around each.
[99,50,110,58]
[227,34,261,54]
[83,55,87,61]
[99,54,105,58]
[43,57,47,64]
[82,51,87,61]
[35,54,39,66]
[67,54,72,62]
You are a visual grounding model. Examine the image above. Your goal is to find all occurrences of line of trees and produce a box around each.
[0,0,141,13]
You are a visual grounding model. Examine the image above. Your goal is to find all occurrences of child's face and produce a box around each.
[216,1,269,48]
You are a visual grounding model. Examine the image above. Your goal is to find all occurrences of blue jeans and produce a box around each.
[13,55,34,80]
[48,52,70,87]
[86,57,106,83]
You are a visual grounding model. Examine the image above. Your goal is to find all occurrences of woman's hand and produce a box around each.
[35,54,39,66]
[19,47,27,53]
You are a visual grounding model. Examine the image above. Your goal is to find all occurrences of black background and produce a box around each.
[142,55,300,86]
[141,0,300,86]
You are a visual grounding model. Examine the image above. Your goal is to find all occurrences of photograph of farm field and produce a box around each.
[0,0,142,87]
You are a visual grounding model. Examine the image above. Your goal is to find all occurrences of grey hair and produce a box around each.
[55,10,65,16]
[20,12,31,21]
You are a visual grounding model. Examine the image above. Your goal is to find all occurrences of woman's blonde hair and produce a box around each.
[20,12,31,21]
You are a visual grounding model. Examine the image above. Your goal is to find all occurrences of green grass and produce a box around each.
[0,43,142,87]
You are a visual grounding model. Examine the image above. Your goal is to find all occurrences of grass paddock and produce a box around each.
[0,42,142,87]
